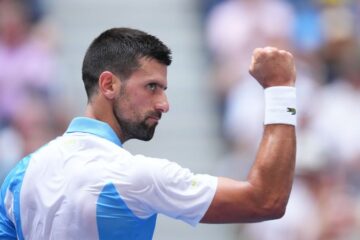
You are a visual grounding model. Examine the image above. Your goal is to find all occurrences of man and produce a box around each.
[0,28,296,239]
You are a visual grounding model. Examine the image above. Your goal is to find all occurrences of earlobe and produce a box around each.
[99,71,119,100]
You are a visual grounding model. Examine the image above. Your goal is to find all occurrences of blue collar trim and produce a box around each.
[65,117,122,147]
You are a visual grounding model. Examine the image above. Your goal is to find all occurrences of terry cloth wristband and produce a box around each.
[264,86,297,126]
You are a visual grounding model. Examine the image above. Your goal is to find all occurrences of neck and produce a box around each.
[85,98,126,143]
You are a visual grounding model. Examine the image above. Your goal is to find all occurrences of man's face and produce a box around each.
[113,58,169,141]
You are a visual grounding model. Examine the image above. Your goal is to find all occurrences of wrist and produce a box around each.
[263,82,295,89]
[264,86,297,126]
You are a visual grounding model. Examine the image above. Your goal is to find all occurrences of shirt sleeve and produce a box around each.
[126,155,218,226]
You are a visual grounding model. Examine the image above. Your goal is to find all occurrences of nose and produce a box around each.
[155,94,170,113]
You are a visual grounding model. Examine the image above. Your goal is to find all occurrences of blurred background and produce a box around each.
[0,0,360,239]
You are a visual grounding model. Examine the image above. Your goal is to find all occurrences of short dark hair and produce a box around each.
[82,27,172,99]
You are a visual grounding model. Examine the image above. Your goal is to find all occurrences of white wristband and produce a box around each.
[264,86,297,126]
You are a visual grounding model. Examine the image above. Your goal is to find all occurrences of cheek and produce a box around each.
[117,85,152,119]
[130,91,152,110]
[118,95,146,120]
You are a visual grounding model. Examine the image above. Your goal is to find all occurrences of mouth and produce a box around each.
[146,112,162,124]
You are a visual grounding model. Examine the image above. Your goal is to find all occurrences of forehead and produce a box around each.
[127,57,168,84]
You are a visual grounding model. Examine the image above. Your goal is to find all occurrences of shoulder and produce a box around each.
[129,155,189,181]
[121,155,173,185]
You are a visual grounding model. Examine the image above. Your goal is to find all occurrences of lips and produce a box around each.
[147,112,162,122]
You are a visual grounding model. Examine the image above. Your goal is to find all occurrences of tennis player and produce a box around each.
[0,27,296,239]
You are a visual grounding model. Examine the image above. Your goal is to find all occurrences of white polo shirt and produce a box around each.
[0,117,217,239]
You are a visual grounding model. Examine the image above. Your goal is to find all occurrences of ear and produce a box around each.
[98,71,120,100]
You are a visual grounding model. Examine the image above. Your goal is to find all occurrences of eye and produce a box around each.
[147,83,157,91]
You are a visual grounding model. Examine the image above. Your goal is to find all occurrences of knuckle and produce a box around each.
[252,48,260,57]
[280,50,293,58]
[264,46,278,53]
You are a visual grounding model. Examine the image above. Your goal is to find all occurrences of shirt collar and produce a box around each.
[65,117,122,147]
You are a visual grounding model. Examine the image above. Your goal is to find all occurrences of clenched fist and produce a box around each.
[249,47,296,88]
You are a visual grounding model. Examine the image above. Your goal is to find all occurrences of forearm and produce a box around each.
[201,47,297,224]
[247,124,296,217]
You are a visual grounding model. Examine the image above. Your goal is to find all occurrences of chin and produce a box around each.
[136,129,155,141]
[143,131,155,141]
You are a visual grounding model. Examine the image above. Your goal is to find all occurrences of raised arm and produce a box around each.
[201,47,297,223]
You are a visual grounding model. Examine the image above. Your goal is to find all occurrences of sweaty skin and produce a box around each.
[201,47,296,223]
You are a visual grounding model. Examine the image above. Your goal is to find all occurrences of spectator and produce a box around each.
[0,0,56,127]
[0,0,65,182]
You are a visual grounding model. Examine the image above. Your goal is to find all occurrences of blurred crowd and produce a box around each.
[203,0,360,239]
[0,0,70,182]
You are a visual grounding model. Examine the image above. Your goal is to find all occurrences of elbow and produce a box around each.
[247,183,291,221]
[264,202,287,220]
[258,198,287,220]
